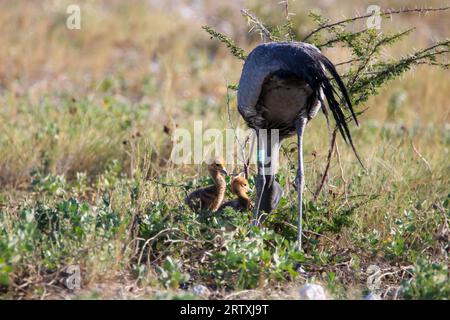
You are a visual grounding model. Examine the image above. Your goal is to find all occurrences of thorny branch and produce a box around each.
[314,129,337,200]
[303,6,450,42]
[226,81,250,178]
[241,9,273,42]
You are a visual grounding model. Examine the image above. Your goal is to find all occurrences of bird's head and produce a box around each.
[231,173,252,195]
[206,156,228,177]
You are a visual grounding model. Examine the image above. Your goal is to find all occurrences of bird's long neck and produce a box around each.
[209,170,226,211]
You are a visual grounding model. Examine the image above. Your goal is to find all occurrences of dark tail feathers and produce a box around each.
[317,54,364,168]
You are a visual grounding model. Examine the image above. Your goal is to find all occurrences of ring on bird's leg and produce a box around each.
[295,117,308,252]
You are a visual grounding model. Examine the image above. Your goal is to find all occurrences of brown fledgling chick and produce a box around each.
[185,156,228,212]
[219,174,252,212]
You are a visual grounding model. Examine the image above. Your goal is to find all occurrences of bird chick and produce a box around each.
[185,156,228,212]
[219,174,252,212]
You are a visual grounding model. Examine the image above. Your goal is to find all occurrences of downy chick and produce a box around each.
[185,156,228,212]
[219,173,252,212]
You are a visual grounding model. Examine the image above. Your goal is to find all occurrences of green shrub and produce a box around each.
[402,260,450,300]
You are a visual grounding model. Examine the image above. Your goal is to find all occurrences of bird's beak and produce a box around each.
[220,169,228,176]
[245,186,252,193]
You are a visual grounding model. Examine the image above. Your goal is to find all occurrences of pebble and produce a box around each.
[364,293,382,300]
[298,284,328,300]
[192,284,210,297]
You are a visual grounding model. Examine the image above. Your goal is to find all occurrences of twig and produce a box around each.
[126,237,146,257]
[304,229,338,245]
[137,228,179,265]
[281,0,294,41]
[282,0,290,19]
[150,179,188,189]
[202,26,247,60]
[411,141,432,173]
[225,289,261,299]
[335,57,363,67]
[348,29,415,89]
[317,29,367,49]
[335,139,349,205]
[281,220,338,245]
[314,129,337,200]
[303,7,450,42]
[226,81,249,177]
[241,9,273,42]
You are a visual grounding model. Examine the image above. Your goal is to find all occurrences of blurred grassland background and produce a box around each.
[0,0,449,299]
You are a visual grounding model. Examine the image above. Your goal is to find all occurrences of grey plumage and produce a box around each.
[238,42,358,147]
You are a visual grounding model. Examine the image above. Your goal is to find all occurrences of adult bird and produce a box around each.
[237,42,360,250]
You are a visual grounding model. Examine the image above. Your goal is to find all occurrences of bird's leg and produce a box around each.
[295,117,307,251]
[252,174,265,226]
[252,129,266,226]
